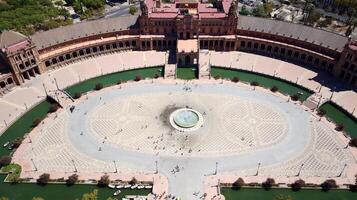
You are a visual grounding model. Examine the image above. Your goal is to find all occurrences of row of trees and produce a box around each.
[36,173,138,187]
[232,177,347,191]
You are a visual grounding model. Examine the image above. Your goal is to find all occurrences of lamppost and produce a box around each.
[297,163,304,176]
[113,160,117,173]
[31,158,38,171]
[330,90,334,100]
[255,162,261,176]
[54,78,59,90]
[337,163,347,177]
[43,83,48,96]
[155,160,158,174]
[215,162,218,175]
[72,159,78,173]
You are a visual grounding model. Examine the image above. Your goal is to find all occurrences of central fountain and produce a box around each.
[169,108,204,132]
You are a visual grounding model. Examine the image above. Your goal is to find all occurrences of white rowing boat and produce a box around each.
[3,142,9,148]
[113,190,121,196]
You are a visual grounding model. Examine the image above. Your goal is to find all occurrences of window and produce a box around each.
[7,78,13,85]
[314,58,320,65]
[241,41,246,47]
[267,46,272,52]
[59,56,64,62]
[230,42,234,48]
[247,42,252,48]
[45,61,50,67]
[307,56,313,62]
[280,48,285,54]
[321,61,327,67]
[301,54,306,60]
[260,44,265,50]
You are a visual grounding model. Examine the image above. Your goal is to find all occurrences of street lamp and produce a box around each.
[155,160,158,174]
[297,163,304,176]
[72,159,78,173]
[255,162,261,176]
[54,78,59,90]
[215,162,218,175]
[31,158,38,171]
[113,160,118,173]
[337,163,347,177]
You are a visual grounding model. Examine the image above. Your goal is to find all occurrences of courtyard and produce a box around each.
[10,79,356,200]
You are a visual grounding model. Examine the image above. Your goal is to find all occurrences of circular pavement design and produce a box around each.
[66,82,314,199]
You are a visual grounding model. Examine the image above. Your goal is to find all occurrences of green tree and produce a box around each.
[82,0,105,10]
[97,175,110,187]
[321,179,338,191]
[81,189,98,200]
[0,155,11,167]
[37,173,50,185]
[66,174,79,186]
[264,1,274,16]
[55,1,65,7]
[240,5,250,16]
[0,197,9,200]
[129,5,137,15]
[73,0,84,14]
[252,4,268,18]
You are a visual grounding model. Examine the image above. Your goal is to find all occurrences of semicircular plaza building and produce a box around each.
[0,0,356,91]
[1,1,357,199]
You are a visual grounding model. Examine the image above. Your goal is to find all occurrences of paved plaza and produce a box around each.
[12,80,356,200]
